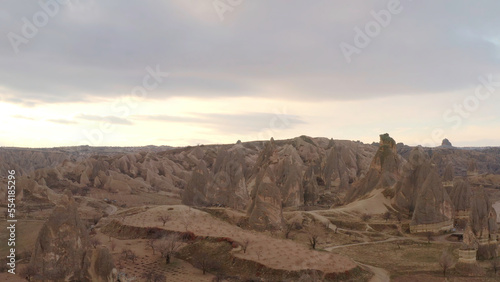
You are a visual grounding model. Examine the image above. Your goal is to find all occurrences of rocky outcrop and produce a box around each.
[247,163,285,230]
[410,170,454,231]
[442,163,454,187]
[303,166,319,206]
[208,144,250,209]
[345,134,402,202]
[182,160,210,206]
[441,138,453,148]
[392,147,433,215]
[448,179,472,217]
[468,159,479,176]
[470,187,498,240]
[29,190,115,281]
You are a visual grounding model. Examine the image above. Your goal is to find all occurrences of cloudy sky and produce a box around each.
[1,0,500,148]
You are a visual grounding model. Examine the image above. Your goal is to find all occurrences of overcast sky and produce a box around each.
[1,0,500,148]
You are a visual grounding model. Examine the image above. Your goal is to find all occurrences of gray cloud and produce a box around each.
[134,112,306,134]
[1,1,500,105]
[47,119,78,125]
[76,114,133,125]
[12,115,35,120]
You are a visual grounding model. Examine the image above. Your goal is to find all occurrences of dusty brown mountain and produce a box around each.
[392,147,434,215]
[247,139,285,229]
[397,144,500,177]
[182,160,210,206]
[345,133,403,202]
[207,143,250,210]
[443,162,455,183]
[30,190,115,281]
[6,135,500,215]
[410,170,454,227]
[448,178,472,214]
[0,146,172,177]
[441,138,453,148]
[470,187,498,239]
[303,166,319,206]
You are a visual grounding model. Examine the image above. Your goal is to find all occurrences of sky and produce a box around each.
[1,0,500,148]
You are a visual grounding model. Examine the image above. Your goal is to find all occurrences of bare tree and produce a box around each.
[298,269,323,282]
[241,239,250,254]
[491,257,500,275]
[426,232,433,243]
[157,214,171,226]
[361,213,372,222]
[147,238,157,255]
[110,240,117,252]
[90,237,101,249]
[438,249,455,277]
[121,249,137,263]
[255,249,263,261]
[284,223,294,239]
[308,226,322,250]
[383,211,392,222]
[181,212,192,232]
[192,249,221,275]
[142,270,166,282]
[20,264,37,281]
[156,234,182,264]
[396,212,402,223]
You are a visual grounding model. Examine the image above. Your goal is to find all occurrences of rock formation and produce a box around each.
[442,162,454,187]
[29,190,115,281]
[392,147,433,215]
[470,187,498,241]
[247,140,285,230]
[208,144,250,209]
[409,170,454,232]
[182,160,210,206]
[303,166,319,206]
[441,138,453,148]
[448,178,472,219]
[467,159,479,176]
[345,134,402,202]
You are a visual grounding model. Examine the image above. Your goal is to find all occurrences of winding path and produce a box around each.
[357,261,391,282]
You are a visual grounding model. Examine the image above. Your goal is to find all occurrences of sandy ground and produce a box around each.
[115,205,358,274]
[317,189,391,216]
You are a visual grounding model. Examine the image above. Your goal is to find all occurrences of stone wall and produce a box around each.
[458,249,477,263]
[409,220,453,233]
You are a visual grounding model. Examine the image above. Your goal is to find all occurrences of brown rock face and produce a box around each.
[441,138,453,148]
[208,144,250,209]
[247,165,285,230]
[470,187,498,240]
[392,147,433,214]
[443,163,454,183]
[448,179,472,213]
[411,171,454,226]
[303,166,319,206]
[182,160,210,206]
[346,133,401,201]
[30,190,115,281]
[247,140,285,230]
